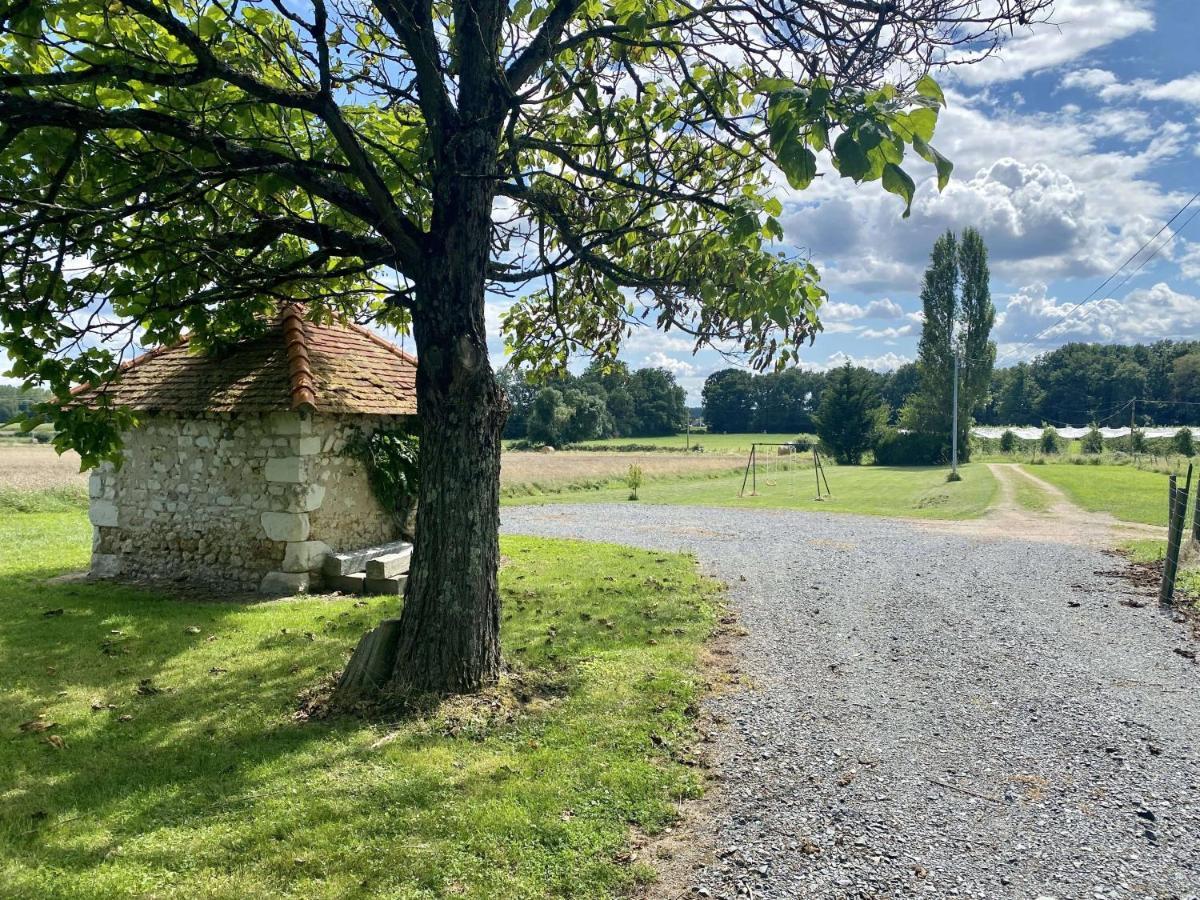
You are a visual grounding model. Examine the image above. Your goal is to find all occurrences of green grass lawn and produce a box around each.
[0,507,720,899]
[505,462,997,520]
[1021,463,1175,526]
[1010,472,1052,512]
[561,433,811,454]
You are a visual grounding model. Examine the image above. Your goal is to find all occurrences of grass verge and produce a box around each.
[504,462,998,521]
[0,510,720,899]
[1120,538,1200,601]
[1020,464,1173,526]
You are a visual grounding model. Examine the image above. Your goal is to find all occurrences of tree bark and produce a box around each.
[334,118,506,700]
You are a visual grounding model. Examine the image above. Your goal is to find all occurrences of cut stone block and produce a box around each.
[282,540,331,573]
[264,456,305,483]
[89,553,122,578]
[323,540,412,577]
[364,574,407,596]
[284,483,325,513]
[259,570,311,595]
[329,572,367,594]
[295,435,322,456]
[261,511,310,542]
[366,549,412,579]
[267,411,311,436]
[89,499,119,527]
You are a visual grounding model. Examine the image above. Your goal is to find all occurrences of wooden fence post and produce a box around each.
[1160,465,1193,606]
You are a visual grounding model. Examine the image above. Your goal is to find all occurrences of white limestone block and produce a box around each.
[261,511,310,542]
[90,553,123,578]
[259,570,311,595]
[268,412,311,436]
[282,540,331,573]
[89,499,119,527]
[265,456,305,483]
[295,435,322,456]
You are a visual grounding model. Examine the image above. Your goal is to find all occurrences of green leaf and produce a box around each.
[915,74,946,107]
[913,136,954,191]
[832,133,870,181]
[907,107,937,143]
[778,143,817,190]
[881,163,915,218]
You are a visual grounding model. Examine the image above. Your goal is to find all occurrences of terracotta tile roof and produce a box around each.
[73,307,417,416]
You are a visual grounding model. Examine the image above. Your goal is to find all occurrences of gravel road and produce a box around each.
[501,504,1200,900]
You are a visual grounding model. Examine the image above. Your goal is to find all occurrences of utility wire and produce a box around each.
[994,189,1200,365]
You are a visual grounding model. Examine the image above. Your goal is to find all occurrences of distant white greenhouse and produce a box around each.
[972,426,1196,440]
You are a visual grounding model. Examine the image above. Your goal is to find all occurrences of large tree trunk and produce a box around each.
[335,121,506,701]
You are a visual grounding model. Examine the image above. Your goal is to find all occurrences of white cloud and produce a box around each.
[1063,67,1200,107]
[781,94,1189,294]
[949,0,1154,86]
[860,324,916,341]
[642,350,698,377]
[995,281,1200,353]
[799,351,912,373]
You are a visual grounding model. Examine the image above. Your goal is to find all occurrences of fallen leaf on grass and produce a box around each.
[42,608,64,617]
[135,679,162,696]
[19,718,57,733]
[184,625,202,635]
[209,667,228,676]
[44,735,66,750]
[118,714,133,723]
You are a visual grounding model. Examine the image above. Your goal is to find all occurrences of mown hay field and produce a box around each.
[0,445,86,492]
[1,444,742,498]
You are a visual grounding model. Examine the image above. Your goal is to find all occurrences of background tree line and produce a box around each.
[978,341,1200,427]
[500,362,687,446]
[0,385,50,424]
[702,341,1200,437]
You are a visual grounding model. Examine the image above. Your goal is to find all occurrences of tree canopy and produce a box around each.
[0,0,1052,694]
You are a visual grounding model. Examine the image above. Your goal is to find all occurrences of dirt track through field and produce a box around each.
[918,463,1165,547]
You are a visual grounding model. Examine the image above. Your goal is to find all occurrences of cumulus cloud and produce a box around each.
[995,281,1200,353]
[1064,67,1200,107]
[781,91,1189,294]
[949,0,1154,86]
[799,351,912,373]
[641,351,698,377]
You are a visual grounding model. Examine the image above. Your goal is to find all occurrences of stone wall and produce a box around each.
[90,411,409,593]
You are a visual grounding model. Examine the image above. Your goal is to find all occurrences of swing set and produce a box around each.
[738,442,831,500]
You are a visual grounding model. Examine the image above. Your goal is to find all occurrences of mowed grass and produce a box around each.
[564,433,810,454]
[1021,463,1175,526]
[1010,472,1053,512]
[505,462,997,520]
[0,507,720,899]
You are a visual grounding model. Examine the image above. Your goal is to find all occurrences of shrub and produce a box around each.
[1173,427,1195,457]
[873,430,947,466]
[813,363,888,465]
[1039,425,1061,455]
[1130,426,1147,455]
[998,429,1017,453]
[1080,423,1103,454]
[626,464,644,500]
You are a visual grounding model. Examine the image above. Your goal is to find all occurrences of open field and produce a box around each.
[1019,463,1176,527]
[0,446,87,512]
[501,450,746,496]
[505,462,998,520]
[0,506,718,898]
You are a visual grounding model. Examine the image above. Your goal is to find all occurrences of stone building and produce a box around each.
[74,306,417,594]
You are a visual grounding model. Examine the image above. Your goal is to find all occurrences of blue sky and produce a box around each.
[483,0,1200,403]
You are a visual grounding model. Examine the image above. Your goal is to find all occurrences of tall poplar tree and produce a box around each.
[905,227,996,459]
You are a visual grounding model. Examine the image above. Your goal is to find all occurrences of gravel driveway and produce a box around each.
[501,504,1200,900]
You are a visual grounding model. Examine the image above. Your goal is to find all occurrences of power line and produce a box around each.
[995,189,1200,365]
